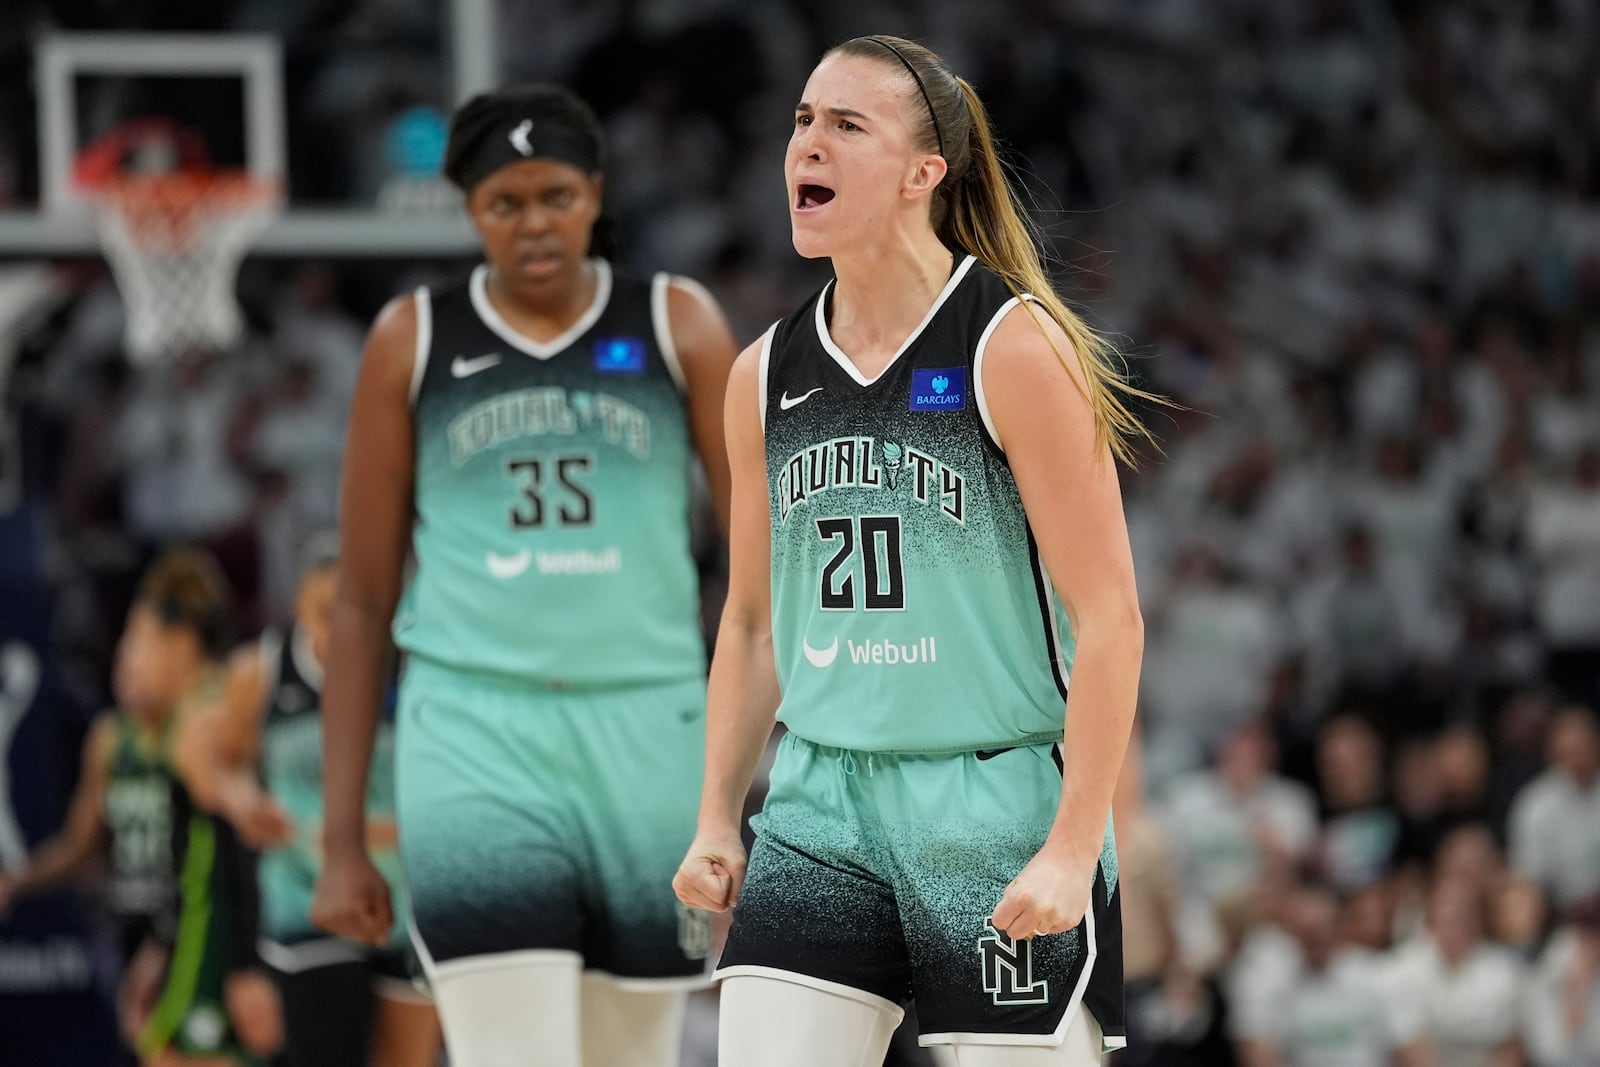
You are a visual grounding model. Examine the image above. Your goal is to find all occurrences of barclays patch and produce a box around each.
[910,366,966,411]
[593,337,646,373]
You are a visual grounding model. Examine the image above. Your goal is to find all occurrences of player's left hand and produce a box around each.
[989,841,1097,941]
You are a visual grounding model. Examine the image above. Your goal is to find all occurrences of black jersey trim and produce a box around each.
[468,260,613,359]
[408,286,431,407]
[813,255,977,387]
[650,272,688,393]
[1026,526,1072,703]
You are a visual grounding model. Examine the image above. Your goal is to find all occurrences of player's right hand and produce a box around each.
[223,781,295,850]
[673,827,747,913]
[311,850,393,946]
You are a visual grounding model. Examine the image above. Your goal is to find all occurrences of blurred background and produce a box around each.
[1,1,1598,1065]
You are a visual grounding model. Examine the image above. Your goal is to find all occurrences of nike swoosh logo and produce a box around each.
[452,353,502,378]
[975,748,1016,761]
[779,387,823,411]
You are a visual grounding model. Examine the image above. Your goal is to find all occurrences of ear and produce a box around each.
[902,153,949,202]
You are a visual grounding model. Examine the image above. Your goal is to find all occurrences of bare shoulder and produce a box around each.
[983,299,1088,393]
[665,276,737,364]
[86,712,120,766]
[359,291,423,389]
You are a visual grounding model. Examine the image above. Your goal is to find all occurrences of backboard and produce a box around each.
[0,1,504,257]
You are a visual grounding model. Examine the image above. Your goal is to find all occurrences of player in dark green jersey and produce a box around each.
[110,550,283,1067]
[675,35,1156,1067]
[311,84,738,1067]
[177,536,441,1067]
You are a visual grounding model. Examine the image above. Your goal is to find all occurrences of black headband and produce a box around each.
[447,116,601,191]
[862,36,944,157]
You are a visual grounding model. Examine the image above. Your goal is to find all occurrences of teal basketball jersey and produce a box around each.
[396,261,705,687]
[762,256,1074,753]
[257,627,405,946]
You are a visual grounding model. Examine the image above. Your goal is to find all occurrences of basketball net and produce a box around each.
[88,169,282,364]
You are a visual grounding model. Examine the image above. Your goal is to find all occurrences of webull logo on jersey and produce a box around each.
[910,366,966,411]
[777,436,965,526]
[449,388,651,464]
[802,634,938,669]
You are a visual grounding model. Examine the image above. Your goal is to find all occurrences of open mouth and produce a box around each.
[795,183,836,211]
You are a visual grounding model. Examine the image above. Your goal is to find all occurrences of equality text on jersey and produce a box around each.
[777,435,965,527]
[449,387,652,466]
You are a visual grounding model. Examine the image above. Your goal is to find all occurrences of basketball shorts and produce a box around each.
[716,733,1126,1050]
[261,940,427,1067]
[396,662,712,986]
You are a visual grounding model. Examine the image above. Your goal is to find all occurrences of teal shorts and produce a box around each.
[717,733,1125,1049]
[397,663,711,986]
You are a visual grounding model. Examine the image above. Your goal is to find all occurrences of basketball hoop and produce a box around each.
[86,168,282,363]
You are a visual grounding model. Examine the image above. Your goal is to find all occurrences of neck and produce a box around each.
[487,259,597,330]
[828,225,955,352]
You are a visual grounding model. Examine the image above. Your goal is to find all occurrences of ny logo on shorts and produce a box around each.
[677,904,712,960]
[978,927,1049,1006]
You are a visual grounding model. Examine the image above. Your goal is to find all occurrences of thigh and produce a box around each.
[881,746,1125,1051]
[397,682,582,965]
[720,975,901,1067]
[568,681,710,984]
[716,736,913,1009]
[269,958,376,1067]
[578,974,685,1067]
[370,988,443,1067]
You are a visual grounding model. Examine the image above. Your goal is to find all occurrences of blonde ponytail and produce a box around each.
[834,36,1164,466]
[943,77,1160,466]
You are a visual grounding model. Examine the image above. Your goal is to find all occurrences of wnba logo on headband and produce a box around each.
[509,119,535,157]
[446,115,603,190]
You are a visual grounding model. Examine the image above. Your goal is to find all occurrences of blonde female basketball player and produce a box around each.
[675,35,1152,1067]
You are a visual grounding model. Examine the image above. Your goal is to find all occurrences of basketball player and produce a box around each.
[310,84,738,1067]
[175,535,441,1066]
[674,36,1152,1066]
[106,550,282,1065]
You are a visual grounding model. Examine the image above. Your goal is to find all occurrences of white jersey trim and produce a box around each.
[289,624,324,693]
[650,272,689,393]
[1033,548,1073,697]
[714,964,907,1023]
[469,259,613,360]
[258,937,365,974]
[757,323,777,431]
[408,286,431,407]
[814,254,977,387]
[972,293,1038,453]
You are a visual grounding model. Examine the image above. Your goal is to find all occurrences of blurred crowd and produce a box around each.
[3,1,1600,1065]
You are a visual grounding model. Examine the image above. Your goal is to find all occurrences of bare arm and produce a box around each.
[667,277,739,536]
[321,295,417,861]
[983,305,1145,939]
[674,338,781,911]
[3,714,116,904]
[168,645,288,848]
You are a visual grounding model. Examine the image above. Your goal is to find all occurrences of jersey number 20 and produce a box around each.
[817,516,904,611]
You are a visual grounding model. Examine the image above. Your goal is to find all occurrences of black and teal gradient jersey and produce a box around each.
[256,628,406,949]
[762,256,1075,753]
[396,261,705,688]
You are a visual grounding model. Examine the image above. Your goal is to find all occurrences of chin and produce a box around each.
[789,222,839,261]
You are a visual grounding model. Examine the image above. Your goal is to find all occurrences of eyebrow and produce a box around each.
[794,103,872,123]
